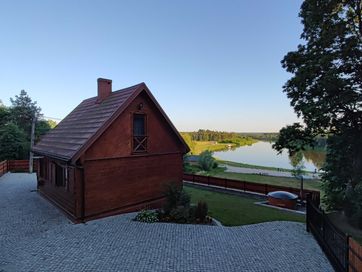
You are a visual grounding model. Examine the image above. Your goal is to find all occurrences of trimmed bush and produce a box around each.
[195,201,208,223]
[134,210,159,223]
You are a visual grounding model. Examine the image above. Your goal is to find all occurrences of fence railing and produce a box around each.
[0,161,8,177]
[0,160,39,178]
[183,173,320,203]
[306,195,362,272]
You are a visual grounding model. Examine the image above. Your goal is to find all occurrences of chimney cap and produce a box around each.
[97,78,112,83]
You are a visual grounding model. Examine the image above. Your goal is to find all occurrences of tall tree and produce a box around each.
[273,0,362,218]
[10,90,41,137]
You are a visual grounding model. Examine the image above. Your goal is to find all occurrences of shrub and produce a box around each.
[170,206,190,223]
[199,150,217,171]
[195,201,208,223]
[134,209,159,223]
[163,183,190,215]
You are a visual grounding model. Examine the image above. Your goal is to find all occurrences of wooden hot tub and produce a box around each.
[267,191,298,210]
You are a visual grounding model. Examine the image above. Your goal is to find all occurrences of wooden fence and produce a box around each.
[306,195,362,272]
[0,161,8,177]
[183,173,320,203]
[349,237,362,272]
[0,160,39,178]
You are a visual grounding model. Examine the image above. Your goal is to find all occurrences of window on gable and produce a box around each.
[133,114,147,153]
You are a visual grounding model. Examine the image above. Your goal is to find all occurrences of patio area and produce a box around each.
[0,173,333,272]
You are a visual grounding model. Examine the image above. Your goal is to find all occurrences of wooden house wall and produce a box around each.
[82,91,185,218]
[84,91,184,159]
[37,157,78,218]
[83,154,182,217]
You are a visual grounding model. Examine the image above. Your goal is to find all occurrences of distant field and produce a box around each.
[191,141,234,154]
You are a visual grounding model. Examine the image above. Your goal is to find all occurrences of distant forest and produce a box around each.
[182,129,256,144]
[238,133,279,142]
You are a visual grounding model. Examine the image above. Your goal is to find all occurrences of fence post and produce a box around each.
[346,235,350,272]
[322,210,325,240]
[306,193,310,232]
[207,175,210,186]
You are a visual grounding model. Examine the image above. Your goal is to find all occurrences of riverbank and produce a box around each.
[221,164,320,179]
[186,165,322,194]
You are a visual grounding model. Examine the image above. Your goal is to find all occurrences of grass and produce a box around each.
[209,169,322,191]
[191,141,234,154]
[184,185,305,226]
[189,164,322,192]
[217,159,295,172]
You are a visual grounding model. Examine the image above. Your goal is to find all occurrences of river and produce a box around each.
[213,141,325,172]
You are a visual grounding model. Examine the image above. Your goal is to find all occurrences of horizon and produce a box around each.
[0,1,304,132]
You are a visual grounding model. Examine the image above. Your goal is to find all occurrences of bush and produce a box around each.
[134,210,159,223]
[199,150,217,171]
[170,206,190,223]
[195,201,208,223]
[163,183,190,215]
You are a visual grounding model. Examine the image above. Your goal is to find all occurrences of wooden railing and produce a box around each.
[0,160,39,178]
[306,195,362,272]
[0,161,8,177]
[183,173,320,203]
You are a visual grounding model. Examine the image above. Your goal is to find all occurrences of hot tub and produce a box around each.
[267,191,298,209]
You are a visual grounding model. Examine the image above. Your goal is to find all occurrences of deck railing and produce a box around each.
[0,160,39,178]
[306,195,362,272]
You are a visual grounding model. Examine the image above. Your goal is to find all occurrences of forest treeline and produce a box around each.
[182,129,256,145]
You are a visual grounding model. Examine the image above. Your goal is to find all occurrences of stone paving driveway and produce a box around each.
[0,173,333,272]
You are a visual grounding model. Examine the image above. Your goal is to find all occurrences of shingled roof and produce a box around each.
[33,82,189,162]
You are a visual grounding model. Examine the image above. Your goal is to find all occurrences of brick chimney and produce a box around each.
[97,78,112,103]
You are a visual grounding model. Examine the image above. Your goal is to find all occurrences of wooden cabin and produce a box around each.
[33,78,189,222]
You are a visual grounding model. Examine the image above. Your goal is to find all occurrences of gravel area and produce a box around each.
[0,173,333,272]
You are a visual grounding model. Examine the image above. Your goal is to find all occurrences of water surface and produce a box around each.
[213,141,325,172]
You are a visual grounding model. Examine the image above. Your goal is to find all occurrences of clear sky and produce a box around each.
[0,0,303,132]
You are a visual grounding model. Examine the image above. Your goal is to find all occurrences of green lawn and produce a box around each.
[191,141,234,154]
[184,185,305,226]
[217,159,294,172]
[206,167,322,192]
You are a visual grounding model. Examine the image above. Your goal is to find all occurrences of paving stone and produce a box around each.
[0,173,333,272]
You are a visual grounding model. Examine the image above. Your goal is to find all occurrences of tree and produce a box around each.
[35,120,53,142]
[9,90,41,137]
[0,103,10,127]
[198,150,217,171]
[290,151,306,199]
[0,91,51,160]
[0,123,28,160]
[273,0,362,217]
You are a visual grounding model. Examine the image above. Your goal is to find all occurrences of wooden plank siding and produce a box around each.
[84,152,183,218]
[37,158,77,220]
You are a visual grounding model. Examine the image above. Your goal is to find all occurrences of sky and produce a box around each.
[0,0,304,132]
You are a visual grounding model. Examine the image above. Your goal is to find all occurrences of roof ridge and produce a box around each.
[81,82,145,102]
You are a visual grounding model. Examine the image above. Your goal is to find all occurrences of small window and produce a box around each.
[133,114,147,152]
[55,164,65,187]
